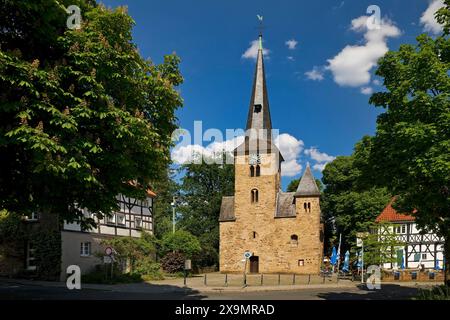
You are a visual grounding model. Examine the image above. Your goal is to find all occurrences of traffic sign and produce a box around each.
[243,251,252,259]
[105,247,113,256]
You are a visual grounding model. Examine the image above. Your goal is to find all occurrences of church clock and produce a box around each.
[249,153,261,165]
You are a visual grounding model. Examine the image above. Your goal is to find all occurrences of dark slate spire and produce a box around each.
[295,164,320,197]
[245,34,272,138]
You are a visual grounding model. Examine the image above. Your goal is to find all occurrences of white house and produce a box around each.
[375,198,445,270]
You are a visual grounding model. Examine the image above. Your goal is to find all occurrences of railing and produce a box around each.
[191,273,341,287]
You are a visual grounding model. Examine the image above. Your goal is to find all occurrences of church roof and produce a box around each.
[295,165,320,197]
[245,35,272,134]
[375,198,415,223]
[274,192,296,218]
[234,34,284,161]
[219,196,235,221]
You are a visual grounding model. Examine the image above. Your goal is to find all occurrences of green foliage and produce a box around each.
[152,169,178,238]
[31,230,61,280]
[133,260,163,280]
[321,137,392,252]
[355,223,405,266]
[0,210,26,243]
[160,251,185,273]
[160,230,201,258]
[101,231,157,273]
[367,12,450,282]
[416,285,450,300]
[436,0,450,35]
[175,154,234,267]
[0,0,183,228]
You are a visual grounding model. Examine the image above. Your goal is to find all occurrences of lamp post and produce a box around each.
[171,196,176,234]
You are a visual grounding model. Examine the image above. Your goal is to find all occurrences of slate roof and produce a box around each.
[375,198,415,223]
[295,165,320,197]
[219,196,235,221]
[274,192,296,218]
[245,37,272,134]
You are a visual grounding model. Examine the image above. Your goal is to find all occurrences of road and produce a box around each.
[0,281,424,300]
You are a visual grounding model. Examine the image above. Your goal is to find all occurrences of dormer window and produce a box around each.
[254,104,262,113]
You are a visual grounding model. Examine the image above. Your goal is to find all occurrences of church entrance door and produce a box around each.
[249,256,259,273]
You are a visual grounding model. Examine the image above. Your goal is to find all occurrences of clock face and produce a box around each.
[249,153,261,165]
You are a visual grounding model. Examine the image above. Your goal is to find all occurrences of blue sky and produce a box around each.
[100,0,444,189]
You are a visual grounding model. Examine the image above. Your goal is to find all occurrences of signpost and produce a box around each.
[243,251,252,287]
[104,246,115,280]
[183,259,191,286]
[356,232,369,284]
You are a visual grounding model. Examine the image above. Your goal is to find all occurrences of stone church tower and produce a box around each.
[219,34,324,274]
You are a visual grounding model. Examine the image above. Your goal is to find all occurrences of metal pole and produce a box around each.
[225,274,228,287]
[361,240,364,284]
[204,274,207,286]
[172,196,176,233]
[336,233,342,274]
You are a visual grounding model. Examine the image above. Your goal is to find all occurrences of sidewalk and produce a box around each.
[0,276,440,294]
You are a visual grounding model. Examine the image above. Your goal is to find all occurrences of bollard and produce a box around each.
[293,274,296,285]
[204,274,207,286]
[278,274,281,285]
[261,274,263,286]
[308,274,311,284]
[225,273,228,287]
[323,275,326,284]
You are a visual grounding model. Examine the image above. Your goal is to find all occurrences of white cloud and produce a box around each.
[304,147,335,163]
[242,40,270,59]
[305,66,325,81]
[285,39,298,50]
[372,79,381,86]
[420,0,445,34]
[360,86,373,95]
[312,163,327,172]
[171,136,244,164]
[326,16,401,87]
[304,147,335,172]
[274,133,304,177]
[171,131,336,176]
[287,56,295,61]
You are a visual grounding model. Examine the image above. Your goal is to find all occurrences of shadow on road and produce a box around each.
[0,278,207,300]
[317,284,420,300]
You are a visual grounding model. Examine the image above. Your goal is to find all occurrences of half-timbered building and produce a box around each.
[61,190,155,280]
[375,198,445,270]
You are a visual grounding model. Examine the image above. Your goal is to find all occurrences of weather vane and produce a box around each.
[256,15,264,36]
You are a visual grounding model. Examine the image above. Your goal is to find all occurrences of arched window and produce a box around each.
[251,189,259,203]
[250,165,255,177]
[290,234,298,245]
[255,165,261,177]
[303,202,307,212]
[307,202,311,212]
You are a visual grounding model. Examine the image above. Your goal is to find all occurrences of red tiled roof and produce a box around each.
[375,198,415,223]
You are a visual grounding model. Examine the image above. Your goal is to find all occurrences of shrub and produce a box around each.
[133,259,163,280]
[82,264,142,284]
[416,285,450,300]
[161,251,185,273]
[160,230,201,258]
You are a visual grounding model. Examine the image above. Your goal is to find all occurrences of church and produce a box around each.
[219,34,324,274]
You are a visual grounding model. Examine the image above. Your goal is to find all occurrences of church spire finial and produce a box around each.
[256,15,264,50]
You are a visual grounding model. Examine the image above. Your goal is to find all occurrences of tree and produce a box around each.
[176,154,234,267]
[356,223,406,267]
[102,231,157,273]
[0,1,183,227]
[321,137,392,253]
[367,5,450,284]
[160,230,201,258]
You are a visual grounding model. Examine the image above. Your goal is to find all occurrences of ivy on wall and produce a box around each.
[31,230,61,280]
